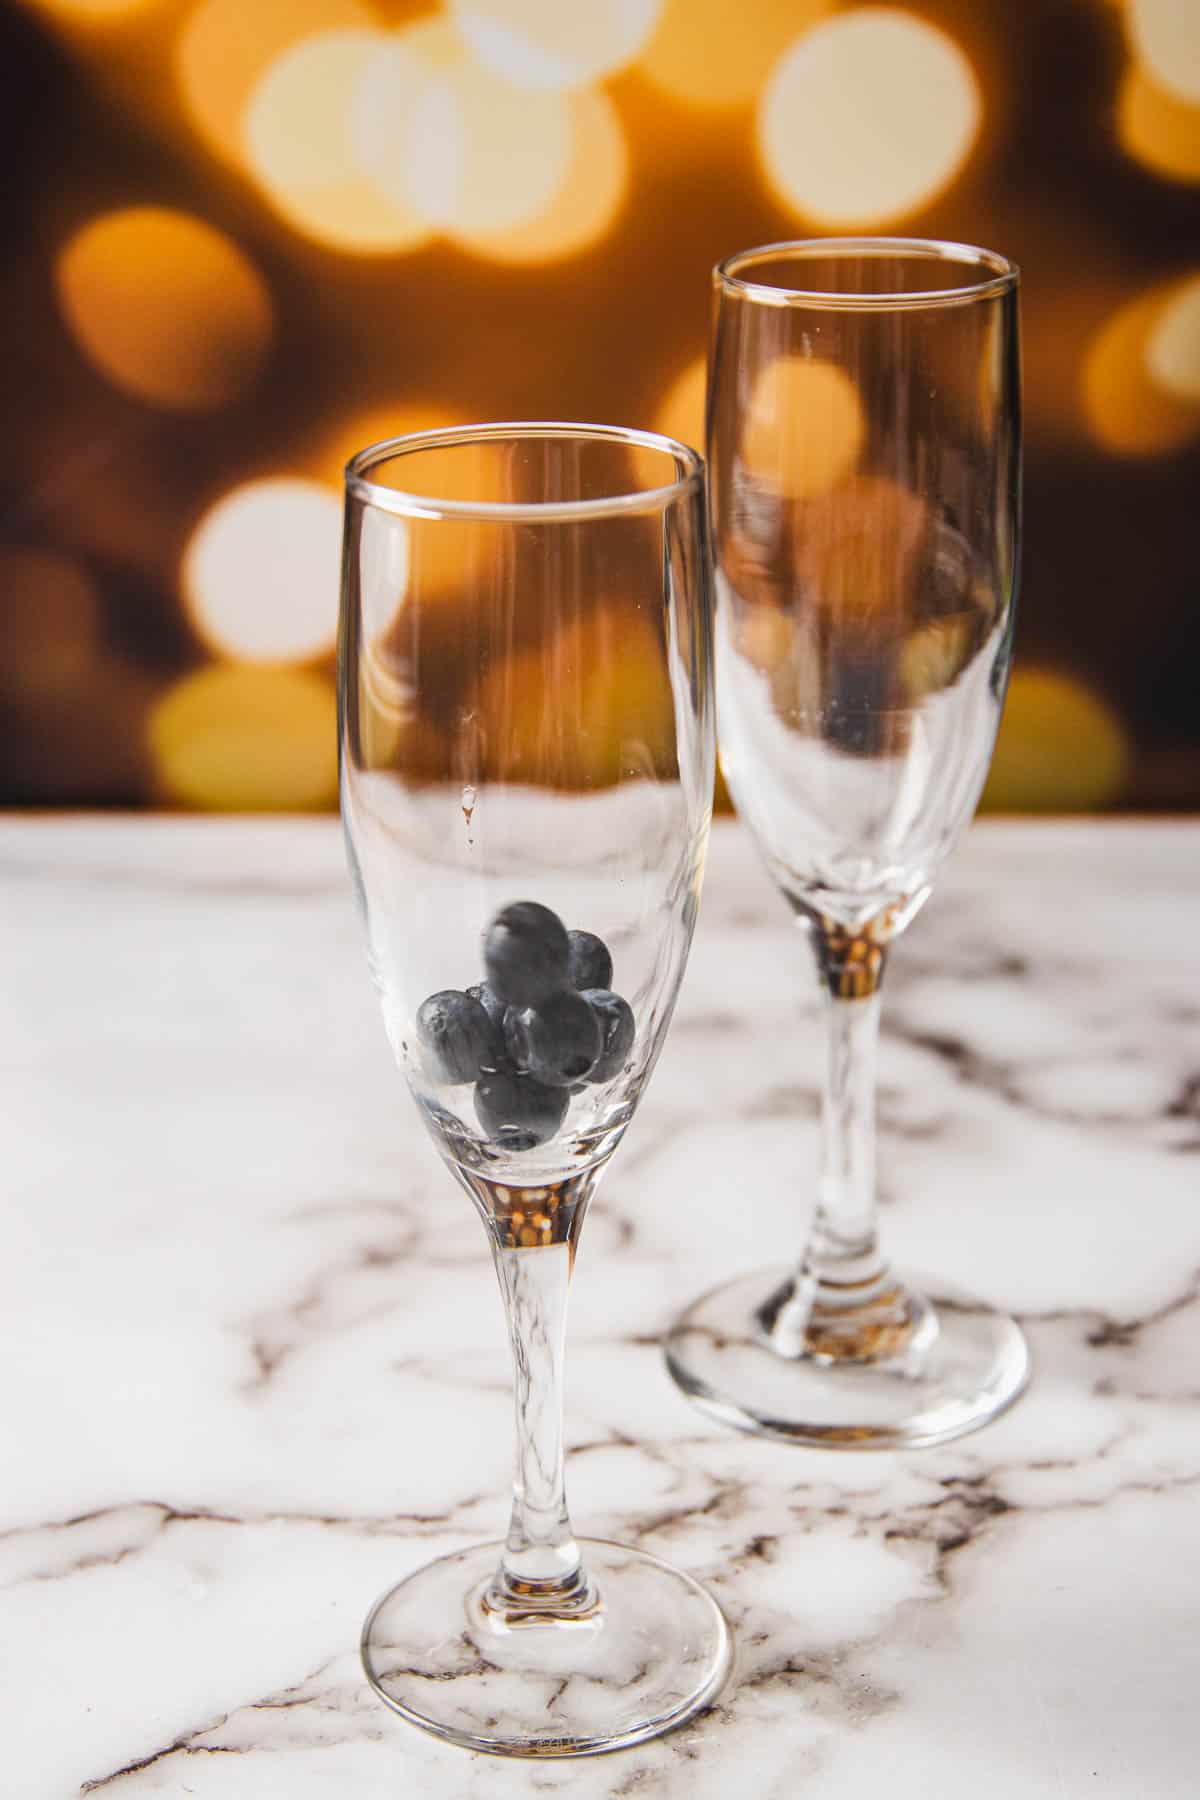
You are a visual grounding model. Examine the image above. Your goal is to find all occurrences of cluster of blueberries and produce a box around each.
[416,901,636,1152]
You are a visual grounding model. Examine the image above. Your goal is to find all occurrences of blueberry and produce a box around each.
[475,1071,568,1151]
[484,902,569,1007]
[566,928,613,992]
[505,989,603,1087]
[417,989,495,1084]
[582,990,636,1083]
[466,982,511,1068]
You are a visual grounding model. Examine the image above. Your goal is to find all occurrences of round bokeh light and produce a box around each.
[641,0,830,111]
[449,0,663,90]
[182,478,343,664]
[55,206,272,412]
[245,30,431,254]
[149,666,339,810]
[740,355,865,498]
[1127,0,1200,107]
[758,8,981,227]
[459,89,628,264]
[356,21,572,238]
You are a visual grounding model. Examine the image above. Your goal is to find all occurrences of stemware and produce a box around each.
[340,422,729,1755]
[665,239,1029,1449]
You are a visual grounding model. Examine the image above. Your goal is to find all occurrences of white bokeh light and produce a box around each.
[1128,0,1200,107]
[458,89,628,263]
[183,478,343,663]
[758,9,980,227]
[449,0,663,90]
[356,21,572,236]
[244,30,431,253]
[1146,273,1200,399]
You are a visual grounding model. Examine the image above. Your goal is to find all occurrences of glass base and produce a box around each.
[664,1264,1030,1450]
[361,1538,731,1757]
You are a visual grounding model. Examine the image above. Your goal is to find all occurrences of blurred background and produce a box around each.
[1,0,1197,814]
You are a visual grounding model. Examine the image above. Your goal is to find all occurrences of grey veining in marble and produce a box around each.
[2,817,1198,1796]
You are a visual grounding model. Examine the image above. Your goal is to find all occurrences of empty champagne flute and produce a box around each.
[340,423,729,1755]
[665,239,1029,1448]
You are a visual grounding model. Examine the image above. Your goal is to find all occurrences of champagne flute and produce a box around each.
[340,422,729,1755]
[665,239,1029,1449]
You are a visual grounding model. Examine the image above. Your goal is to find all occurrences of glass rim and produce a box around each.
[345,420,705,523]
[714,237,1020,310]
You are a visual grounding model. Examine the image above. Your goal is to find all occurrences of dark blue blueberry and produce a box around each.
[475,1071,568,1151]
[505,989,603,1087]
[566,928,613,992]
[466,982,511,1068]
[484,901,570,1007]
[582,990,636,1083]
[417,989,495,1084]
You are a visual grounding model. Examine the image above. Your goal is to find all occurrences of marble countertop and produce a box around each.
[4,816,1198,1798]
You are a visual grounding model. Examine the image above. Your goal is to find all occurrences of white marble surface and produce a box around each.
[3,816,1198,1798]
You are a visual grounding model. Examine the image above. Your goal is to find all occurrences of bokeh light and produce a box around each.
[740,356,864,498]
[28,0,156,19]
[654,357,706,453]
[175,0,371,166]
[982,669,1129,813]
[244,30,431,254]
[640,0,830,110]
[182,478,342,664]
[314,402,467,486]
[1127,0,1200,106]
[1119,66,1200,183]
[0,549,99,702]
[54,206,272,411]
[149,666,338,809]
[1146,275,1200,399]
[1083,279,1200,455]
[472,606,675,787]
[356,20,572,238]
[758,9,981,226]
[449,0,663,90]
[458,89,628,264]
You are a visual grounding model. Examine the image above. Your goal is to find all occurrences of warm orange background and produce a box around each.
[2,0,1197,811]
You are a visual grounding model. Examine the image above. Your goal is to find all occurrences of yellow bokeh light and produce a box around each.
[472,606,676,787]
[28,0,156,19]
[458,89,628,264]
[982,669,1129,813]
[740,356,865,498]
[1119,66,1200,184]
[55,207,272,412]
[356,21,572,237]
[175,0,371,166]
[1127,0,1200,106]
[654,357,707,452]
[245,30,431,254]
[1146,274,1200,398]
[758,8,981,227]
[1083,282,1200,455]
[150,666,338,810]
[183,478,343,665]
[449,0,663,90]
[314,402,467,486]
[641,0,830,110]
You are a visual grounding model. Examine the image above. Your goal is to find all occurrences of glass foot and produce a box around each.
[664,1264,1029,1450]
[361,1538,731,1757]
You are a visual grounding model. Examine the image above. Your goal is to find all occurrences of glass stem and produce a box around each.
[757,922,915,1361]
[812,987,887,1288]
[456,1167,599,1621]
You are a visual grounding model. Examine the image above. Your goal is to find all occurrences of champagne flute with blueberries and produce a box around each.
[339,422,728,1757]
